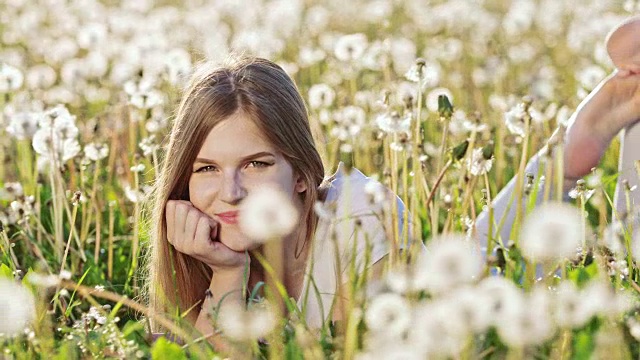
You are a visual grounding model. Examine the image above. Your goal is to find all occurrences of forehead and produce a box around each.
[196,111,276,159]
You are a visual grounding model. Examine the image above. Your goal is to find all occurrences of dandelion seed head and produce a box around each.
[365,292,411,336]
[553,281,592,328]
[238,185,298,241]
[413,235,481,294]
[466,147,493,176]
[504,103,527,136]
[376,111,411,135]
[84,142,109,162]
[0,278,35,336]
[218,303,277,341]
[519,203,583,262]
[334,33,368,62]
[308,83,335,110]
[0,63,24,92]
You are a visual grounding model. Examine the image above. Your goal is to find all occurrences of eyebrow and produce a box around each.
[194,151,276,164]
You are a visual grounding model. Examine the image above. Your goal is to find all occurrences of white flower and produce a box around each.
[553,281,592,328]
[130,89,164,109]
[308,84,335,109]
[603,220,626,256]
[478,276,523,326]
[314,200,335,220]
[25,273,60,288]
[376,112,411,134]
[59,270,72,280]
[0,278,35,336]
[84,143,109,162]
[519,202,583,262]
[164,48,192,86]
[497,285,554,347]
[130,164,146,173]
[32,105,81,165]
[86,306,107,325]
[0,182,24,201]
[504,103,527,136]
[409,300,467,357]
[364,180,387,205]
[365,292,411,336]
[334,33,368,62]
[466,147,493,176]
[413,235,482,294]
[26,64,57,89]
[6,112,40,140]
[444,286,493,333]
[577,65,607,91]
[0,63,24,92]
[239,185,298,241]
[218,303,277,341]
[124,185,148,203]
[404,61,440,89]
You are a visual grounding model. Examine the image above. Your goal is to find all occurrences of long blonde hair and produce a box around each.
[145,56,325,329]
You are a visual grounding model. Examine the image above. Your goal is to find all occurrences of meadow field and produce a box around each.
[1,0,640,358]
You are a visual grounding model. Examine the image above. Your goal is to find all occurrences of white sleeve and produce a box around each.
[614,123,640,214]
[474,147,563,253]
[335,193,408,278]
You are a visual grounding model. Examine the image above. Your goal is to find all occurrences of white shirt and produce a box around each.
[297,163,408,328]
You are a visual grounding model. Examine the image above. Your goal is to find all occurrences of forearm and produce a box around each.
[614,123,640,213]
[475,146,573,252]
[194,270,245,351]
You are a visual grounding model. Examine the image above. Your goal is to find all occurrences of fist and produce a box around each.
[165,200,248,271]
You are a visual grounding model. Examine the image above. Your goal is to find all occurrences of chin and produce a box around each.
[219,227,261,252]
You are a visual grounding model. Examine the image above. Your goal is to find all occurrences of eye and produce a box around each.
[246,160,272,169]
[194,165,218,173]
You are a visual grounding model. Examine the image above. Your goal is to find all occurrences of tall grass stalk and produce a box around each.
[509,103,532,247]
[59,196,79,275]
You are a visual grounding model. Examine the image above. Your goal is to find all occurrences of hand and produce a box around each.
[563,70,640,181]
[166,200,249,272]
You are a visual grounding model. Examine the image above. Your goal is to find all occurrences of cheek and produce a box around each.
[188,177,220,208]
[244,169,297,194]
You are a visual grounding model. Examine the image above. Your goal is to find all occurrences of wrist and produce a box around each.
[207,268,247,303]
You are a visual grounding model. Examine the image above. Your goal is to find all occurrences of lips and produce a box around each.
[215,211,239,225]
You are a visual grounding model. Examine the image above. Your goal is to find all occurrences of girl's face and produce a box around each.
[188,111,307,252]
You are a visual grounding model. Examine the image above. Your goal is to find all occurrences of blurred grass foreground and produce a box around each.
[1,0,640,358]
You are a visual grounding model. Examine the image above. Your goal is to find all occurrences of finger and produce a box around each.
[195,216,215,254]
[184,208,200,249]
[208,218,220,242]
[165,200,176,244]
[174,202,189,247]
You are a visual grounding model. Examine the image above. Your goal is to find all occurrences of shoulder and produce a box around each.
[326,163,403,221]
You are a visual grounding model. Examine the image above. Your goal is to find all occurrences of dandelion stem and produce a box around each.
[509,110,532,247]
[425,159,452,212]
[59,201,79,276]
[108,202,115,281]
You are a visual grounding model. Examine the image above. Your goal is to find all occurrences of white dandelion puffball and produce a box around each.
[519,202,583,262]
[0,63,24,92]
[0,278,36,336]
[365,292,412,336]
[218,303,277,341]
[413,235,482,294]
[239,185,299,241]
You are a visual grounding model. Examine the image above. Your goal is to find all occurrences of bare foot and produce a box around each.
[563,70,640,181]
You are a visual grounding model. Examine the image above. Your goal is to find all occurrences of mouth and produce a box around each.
[215,211,239,225]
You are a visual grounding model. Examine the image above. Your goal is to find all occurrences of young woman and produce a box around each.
[145,53,639,346]
[146,57,408,344]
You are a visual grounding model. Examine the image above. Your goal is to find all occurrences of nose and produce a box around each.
[219,170,247,205]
